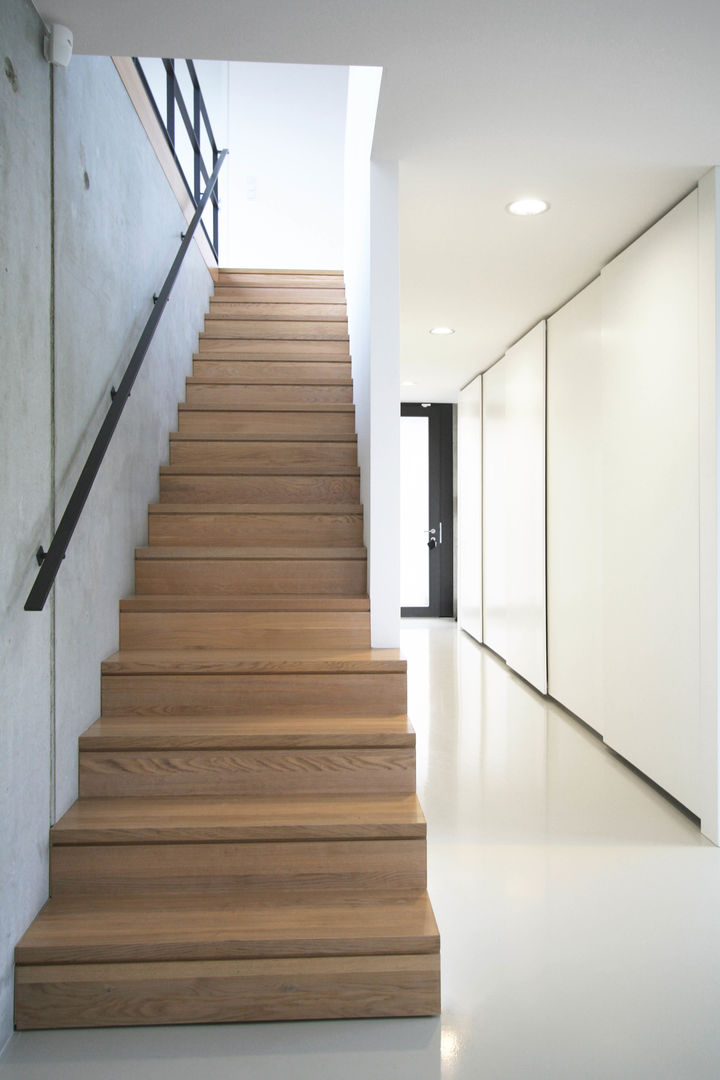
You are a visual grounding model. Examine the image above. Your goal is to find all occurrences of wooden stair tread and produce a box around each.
[79,714,413,751]
[190,372,352,385]
[160,466,360,478]
[52,792,424,844]
[213,268,345,276]
[119,595,369,612]
[194,350,350,360]
[135,545,366,560]
[186,375,353,386]
[101,648,405,675]
[169,432,357,442]
[147,503,362,515]
[205,309,348,322]
[203,318,348,330]
[178,402,354,413]
[213,272,344,285]
[193,350,350,360]
[200,332,350,344]
[16,891,438,965]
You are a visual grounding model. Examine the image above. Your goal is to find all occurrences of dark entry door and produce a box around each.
[400,403,454,617]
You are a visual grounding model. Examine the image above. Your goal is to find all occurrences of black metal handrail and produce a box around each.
[133,57,221,259]
[25,149,228,612]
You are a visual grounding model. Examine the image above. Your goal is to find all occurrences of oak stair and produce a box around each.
[14,268,439,1029]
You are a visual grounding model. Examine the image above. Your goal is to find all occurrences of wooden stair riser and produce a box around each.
[119,595,370,612]
[213,272,343,288]
[197,339,349,358]
[79,747,415,798]
[101,673,407,718]
[178,410,355,437]
[147,510,363,547]
[15,955,440,1029]
[201,320,348,341]
[169,439,358,469]
[50,839,425,896]
[211,289,349,306]
[185,383,353,406]
[213,286,346,304]
[135,556,366,595]
[193,360,352,381]
[159,474,361,504]
[208,302,348,320]
[119,610,371,650]
[52,789,421,831]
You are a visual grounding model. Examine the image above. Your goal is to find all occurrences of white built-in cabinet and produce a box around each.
[481,357,507,659]
[478,323,547,694]
[457,374,483,644]
[457,181,719,841]
[546,279,604,735]
[502,324,547,694]
[599,191,702,817]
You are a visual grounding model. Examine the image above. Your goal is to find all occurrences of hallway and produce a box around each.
[3,620,719,1078]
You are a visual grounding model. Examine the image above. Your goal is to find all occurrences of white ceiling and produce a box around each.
[36,0,720,399]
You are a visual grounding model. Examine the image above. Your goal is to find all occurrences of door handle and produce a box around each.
[428,536,437,550]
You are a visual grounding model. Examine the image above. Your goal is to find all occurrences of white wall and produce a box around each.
[369,159,401,647]
[600,191,702,819]
[222,62,348,269]
[343,67,382,565]
[547,279,604,733]
[458,374,483,643]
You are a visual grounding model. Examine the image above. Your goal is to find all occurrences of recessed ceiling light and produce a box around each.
[429,326,455,335]
[401,380,416,386]
[506,198,550,216]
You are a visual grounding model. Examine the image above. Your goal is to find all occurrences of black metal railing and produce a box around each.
[133,57,222,259]
[25,149,228,612]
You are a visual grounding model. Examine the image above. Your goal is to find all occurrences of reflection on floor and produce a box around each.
[3,620,719,1079]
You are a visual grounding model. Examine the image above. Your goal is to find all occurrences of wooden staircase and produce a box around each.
[14,268,440,1029]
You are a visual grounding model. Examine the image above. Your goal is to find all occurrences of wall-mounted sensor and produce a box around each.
[44,24,73,67]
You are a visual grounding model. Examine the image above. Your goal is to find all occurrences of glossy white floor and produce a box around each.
[3,620,720,1079]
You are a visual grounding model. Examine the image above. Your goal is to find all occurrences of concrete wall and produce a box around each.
[0,0,213,1048]
[0,0,52,1052]
[51,54,212,817]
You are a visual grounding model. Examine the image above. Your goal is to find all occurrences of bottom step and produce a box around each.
[15,953,440,1028]
[15,889,440,1028]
